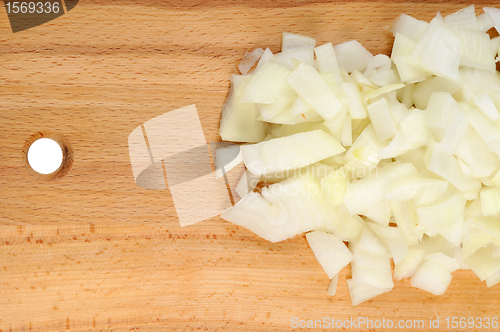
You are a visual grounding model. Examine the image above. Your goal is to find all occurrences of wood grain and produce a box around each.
[1,1,499,331]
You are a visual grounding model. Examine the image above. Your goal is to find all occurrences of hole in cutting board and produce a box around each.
[28,138,63,174]
[23,132,73,180]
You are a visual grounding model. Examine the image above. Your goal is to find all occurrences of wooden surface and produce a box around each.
[1,1,500,331]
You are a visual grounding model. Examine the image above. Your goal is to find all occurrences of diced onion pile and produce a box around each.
[218,5,500,306]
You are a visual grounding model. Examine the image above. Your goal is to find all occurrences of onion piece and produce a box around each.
[425,92,460,139]
[346,279,392,306]
[409,17,461,80]
[288,96,313,116]
[326,273,340,296]
[454,127,500,179]
[285,62,344,120]
[343,162,418,215]
[254,48,273,72]
[473,92,500,121]
[424,140,481,200]
[241,129,345,177]
[394,249,425,280]
[410,260,453,295]
[463,246,500,281]
[386,175,448,202]
[272,48,315,70]
[438,217,465,247]
[221,173,334,242]
[349,226,394,290]
[366,97,398,141]
[361,200,391,226]
[306,231,353,279]
[238,48,265,75]
[391,201,422,246]
[333,40,374,73]
[344,124,385,176]
[486,267,500,287]
[462,225,493,259]
[219,75,268,142]
[412,76,461,109]
[281,31,316,51]
[390,13,428,42]
[479,187,500,216]
[321,167,349,209]
[240,61,295,104]
[484,7,500,35]
[257,99,294,121]
[314,42,343,83]
[415,188,465,237]
[456,26,495,72]
[367,222,409,264]
[444,5,478,28]
[377,132,413,160]
[473,216,500,239]
[464,106,500,160]
[341,82,368,120]
[425,252,460,273]
[393,55,429,83]
[351,252,394,289]
[437,110,468,155]
[477,11,495,31]
[363,83,405,102]
[332,204,365,242]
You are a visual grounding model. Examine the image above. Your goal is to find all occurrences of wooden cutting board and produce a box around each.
[1,1,499,331]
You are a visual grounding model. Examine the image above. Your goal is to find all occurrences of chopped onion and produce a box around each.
[326,273,340,296]
[306,231,353,279]
[241,129,345,177]
[240,61,295,104]
[216,5,500,306]
[366,97,398,141]
[285,62,344,120]
[390,14,428,42]
[394,249,425,280]
[444,4,477,28]
[346,278,392,306]
[238,48,265,75]
[281,31,316,51]
[409,18,462,80]
[411,259,453,295]
[333,40,374,73]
